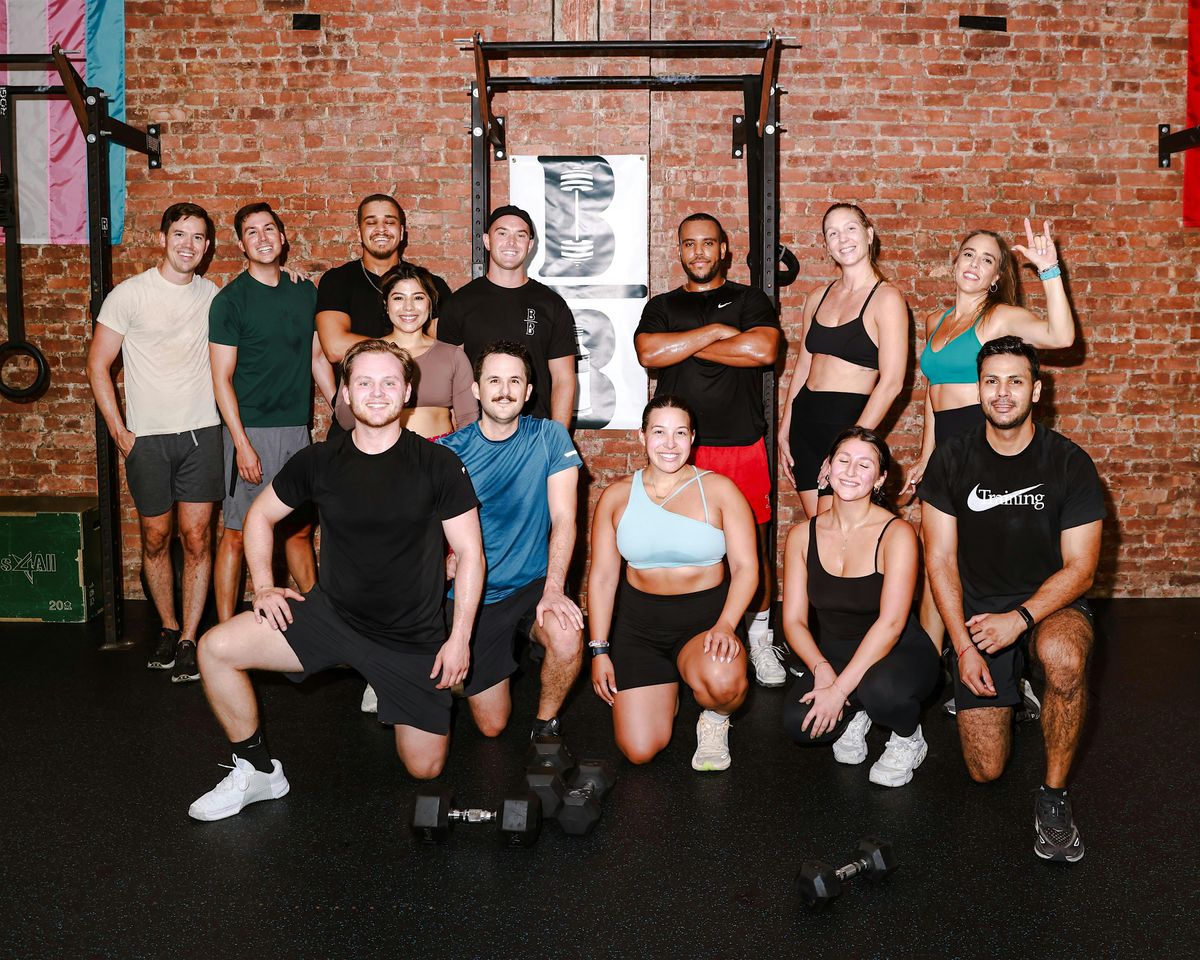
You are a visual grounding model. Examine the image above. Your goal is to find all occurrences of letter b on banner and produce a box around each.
[537,156,615,278]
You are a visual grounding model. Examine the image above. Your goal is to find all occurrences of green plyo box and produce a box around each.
[0,497,102,623]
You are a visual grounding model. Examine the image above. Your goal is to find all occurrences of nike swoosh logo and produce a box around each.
[966,483,1044,511]
[717,301,733,309]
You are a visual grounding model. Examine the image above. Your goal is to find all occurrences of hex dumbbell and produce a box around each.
[796,837,897,908]
[525,736,577,818]
[556,759,616,836]
[412,787,542,847]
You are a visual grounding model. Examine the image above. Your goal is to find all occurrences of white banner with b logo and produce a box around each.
[509,155,648,431]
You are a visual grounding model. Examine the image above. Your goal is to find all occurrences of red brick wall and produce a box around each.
[2,1,1196,599]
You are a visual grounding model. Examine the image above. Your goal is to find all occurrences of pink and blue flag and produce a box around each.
[1,0,125,243]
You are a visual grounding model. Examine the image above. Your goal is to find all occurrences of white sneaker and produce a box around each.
[691,711,732,772]
[868,726,928,787]
[832,710,872,764]
[188,755,290,821]
[748,631,787,687]
[361,684,378,714]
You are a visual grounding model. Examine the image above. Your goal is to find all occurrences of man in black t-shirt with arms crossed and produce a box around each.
[920,336,1104,863]
[437,206,577,429]
[187,339,484,821]
[635,213,784,687]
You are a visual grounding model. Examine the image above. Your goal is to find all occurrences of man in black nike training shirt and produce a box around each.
[919,336,1104,864]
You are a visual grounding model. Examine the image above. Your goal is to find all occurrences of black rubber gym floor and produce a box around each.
[3,598,1198,959]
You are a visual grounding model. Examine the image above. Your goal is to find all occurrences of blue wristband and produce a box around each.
[1038,263,1061,281]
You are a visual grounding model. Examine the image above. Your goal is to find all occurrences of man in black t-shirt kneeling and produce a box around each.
[919,336,1104,864]
[187,340,485,822]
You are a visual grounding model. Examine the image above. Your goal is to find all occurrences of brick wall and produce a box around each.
[1,1,1196,599]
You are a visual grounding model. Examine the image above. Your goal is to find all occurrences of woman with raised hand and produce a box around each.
[904,219,1074,654]
[588,395,756,772]
[781,427,939,787]
[778,202,909,519]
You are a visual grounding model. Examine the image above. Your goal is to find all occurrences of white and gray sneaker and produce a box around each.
[748,631,787,687]
[832,710,872,765]
[188,755,290,821]
[361,684,378,714]
[868,726,928,787]
[691,711,732,772]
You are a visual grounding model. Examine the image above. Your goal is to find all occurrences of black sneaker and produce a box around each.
[170,640,201,684]
[531,716,562,741]
[148,628,181,669]
[1034,790,1085,863]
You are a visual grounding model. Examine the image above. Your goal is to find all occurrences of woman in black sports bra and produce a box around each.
[778,203,910,519]
[781,427,939,787]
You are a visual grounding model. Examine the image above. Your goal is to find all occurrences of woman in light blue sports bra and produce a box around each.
[906,219,1077,653]
[588,395,758,772]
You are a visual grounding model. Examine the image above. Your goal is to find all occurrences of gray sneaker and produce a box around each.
[1034,790,1085,863]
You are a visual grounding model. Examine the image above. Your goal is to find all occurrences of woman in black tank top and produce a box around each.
[777,203,910,520]
[780,428,939,787]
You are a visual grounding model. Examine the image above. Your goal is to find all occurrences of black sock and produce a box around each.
[231,728,273,773]
[1039,784,1067,799]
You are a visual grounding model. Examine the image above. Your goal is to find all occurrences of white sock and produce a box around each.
[748,610,770,644]
[701,709,729,725]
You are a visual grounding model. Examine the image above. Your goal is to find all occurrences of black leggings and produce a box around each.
[782,619,939,743]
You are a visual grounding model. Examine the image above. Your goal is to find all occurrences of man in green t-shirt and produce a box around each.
[208,202,336,621]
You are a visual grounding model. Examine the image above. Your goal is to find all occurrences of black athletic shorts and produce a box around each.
[447,577,544,697]
[609,579,734,690]
[787,386,870,496]
[952,598,1094,711]
[125,425,224,517]
[281,586,452,734]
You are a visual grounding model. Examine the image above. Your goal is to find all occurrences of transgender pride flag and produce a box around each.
[0,0,124,243]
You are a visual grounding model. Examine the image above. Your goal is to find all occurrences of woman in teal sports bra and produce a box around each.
[588,395,758,772]
[905,218,1076,652]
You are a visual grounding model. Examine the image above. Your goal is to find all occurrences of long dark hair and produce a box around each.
[956,229,1023,327]
[822,202,884,280]
[379,261,439,316]
[825,426,892,508]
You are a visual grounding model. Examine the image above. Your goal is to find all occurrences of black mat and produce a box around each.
[3,598,1198,959]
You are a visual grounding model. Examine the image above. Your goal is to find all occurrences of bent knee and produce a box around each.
[617,735,668,766]
[475,717,508,739]
[539,623,584,661]
[402,757,446,781]
[197,625,234,665]
[967,763,1005,784]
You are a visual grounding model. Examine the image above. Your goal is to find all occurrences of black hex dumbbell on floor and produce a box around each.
[525,736,577,818]
[796,837,897,908]
[412,787,542,847]
[556,759,616,836]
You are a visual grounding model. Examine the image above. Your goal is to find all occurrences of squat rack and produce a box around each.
[463,30,790,514]
[0,43,162,649]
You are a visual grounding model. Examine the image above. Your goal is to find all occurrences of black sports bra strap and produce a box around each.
[812,282,837,322]
[874,516,898,573]
[855,280,883,323]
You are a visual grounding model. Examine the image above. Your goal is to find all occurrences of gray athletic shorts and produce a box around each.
[125,425,224,517]
[222,425,311,530]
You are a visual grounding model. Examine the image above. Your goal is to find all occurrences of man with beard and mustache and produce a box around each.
[315,195,453,435]
[186,339,484,821]
[437,206,578,429]
[438,341,584,741]
[635,213,784,688]
[919,336,1104,863]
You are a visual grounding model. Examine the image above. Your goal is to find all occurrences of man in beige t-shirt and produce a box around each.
[87,202,223,684]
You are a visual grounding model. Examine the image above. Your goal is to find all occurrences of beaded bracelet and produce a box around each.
[1038,263,1062,281]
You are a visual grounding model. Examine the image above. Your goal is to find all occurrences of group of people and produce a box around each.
[85,194,1103,864]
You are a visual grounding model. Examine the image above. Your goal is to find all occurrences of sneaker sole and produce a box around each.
[832,746,868,765]
[171,672,201,684]
[691,758,731,772]
[147,660,175,670]
[188,779,291,822]
[753,674,787,688]
[868,742,929,787]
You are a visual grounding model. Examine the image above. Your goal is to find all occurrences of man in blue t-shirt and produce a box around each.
[439,340,584,739]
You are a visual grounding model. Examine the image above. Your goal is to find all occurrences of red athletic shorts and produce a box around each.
[692,438,772,524]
